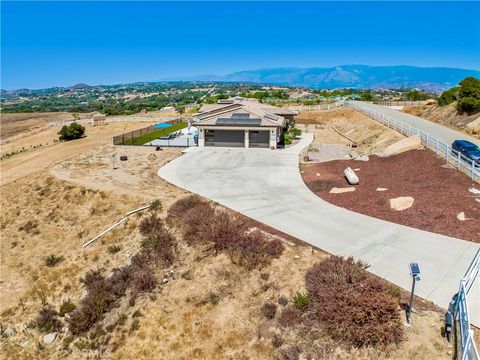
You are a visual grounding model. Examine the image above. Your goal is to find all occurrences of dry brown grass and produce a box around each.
[0,112,79,139]
[296,107,404,156]
[0,114,454,360]
[403,103,480,138]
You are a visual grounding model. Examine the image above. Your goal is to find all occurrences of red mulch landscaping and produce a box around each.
[301,149,480,243]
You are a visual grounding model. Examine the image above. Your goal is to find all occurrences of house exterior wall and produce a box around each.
[198,126,278,149]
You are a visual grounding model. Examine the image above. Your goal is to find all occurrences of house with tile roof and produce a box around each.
[194,98,296,149]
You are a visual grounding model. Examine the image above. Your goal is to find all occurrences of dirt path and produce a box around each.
[0,123,148,186]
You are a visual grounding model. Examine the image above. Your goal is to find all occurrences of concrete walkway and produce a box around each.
[356,102,480,146]
[158,134,479,326]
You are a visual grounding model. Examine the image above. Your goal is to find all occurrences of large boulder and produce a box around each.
[390,197,414,211]
[382,135,422,157]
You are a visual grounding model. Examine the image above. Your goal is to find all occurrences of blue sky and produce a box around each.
[2,1,479,89]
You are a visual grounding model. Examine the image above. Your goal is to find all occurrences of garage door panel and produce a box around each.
[206,130,244,147]
[249,130,269,148]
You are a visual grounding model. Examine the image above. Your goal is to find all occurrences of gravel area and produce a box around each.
[301,149,480,242]
[303,143,350,162]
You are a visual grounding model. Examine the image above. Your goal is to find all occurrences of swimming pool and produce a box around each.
[153,123,173,129]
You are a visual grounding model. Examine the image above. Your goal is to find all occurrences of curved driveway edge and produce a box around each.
[158,134,479,326]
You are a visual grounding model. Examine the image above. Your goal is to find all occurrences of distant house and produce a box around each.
[194,99,296,149]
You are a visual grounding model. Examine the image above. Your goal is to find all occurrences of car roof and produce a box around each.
[454,140,477,147]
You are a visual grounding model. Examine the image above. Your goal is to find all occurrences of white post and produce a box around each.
[436,139,439,154]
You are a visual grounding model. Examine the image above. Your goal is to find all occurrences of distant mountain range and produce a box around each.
[165,65,480,92]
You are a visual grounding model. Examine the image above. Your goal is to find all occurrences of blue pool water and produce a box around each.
[153,123,173,129]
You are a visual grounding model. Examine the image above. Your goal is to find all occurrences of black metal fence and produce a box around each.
[112,118,184,145]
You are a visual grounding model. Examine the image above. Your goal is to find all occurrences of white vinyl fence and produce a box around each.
[289,101,344,112]
[346,101,480,183]
[454,249,479,360]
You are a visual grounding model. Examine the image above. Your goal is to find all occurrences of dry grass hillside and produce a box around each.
[0,113,82,140]
[0,119,455,359]
[296,107,404,156]
[403,103,480,138]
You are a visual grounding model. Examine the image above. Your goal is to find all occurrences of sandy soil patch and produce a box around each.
[0,122,150,186]
[301,149,480,242]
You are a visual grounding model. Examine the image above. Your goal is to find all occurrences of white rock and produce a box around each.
[294,255,301,260]
[382,135,422,157]
[476,198,480,203]
[353,168,360,171]
[20,340,30,348]
[169,269,174,274]
[344,167,359,185]
[390,197,414,211]
[4,325,15,337]
[355,155,369,161]
[457,212,471,221]
[316,173,320,177]
[43,332,57,344]
[376,187,388,192]
[329,187,356,194]
[79,290,88,301]
[162,278,169,284]
[469,188,480,195]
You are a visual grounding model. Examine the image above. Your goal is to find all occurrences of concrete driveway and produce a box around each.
[158,134,480,326]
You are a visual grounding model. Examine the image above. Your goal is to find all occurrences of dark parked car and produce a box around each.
[451,140,480,164]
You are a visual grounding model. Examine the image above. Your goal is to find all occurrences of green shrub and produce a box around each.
[57,122,85,141]
[457,97,480,115]
[44,254,64,267]
[59,299,77,317]
[289,127,302,137]
[283,133,293,145]
[458,77,480,99]
[437,87,458,106]
[292,291,309,311]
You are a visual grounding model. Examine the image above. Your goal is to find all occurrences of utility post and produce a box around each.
[407,262,421,324]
